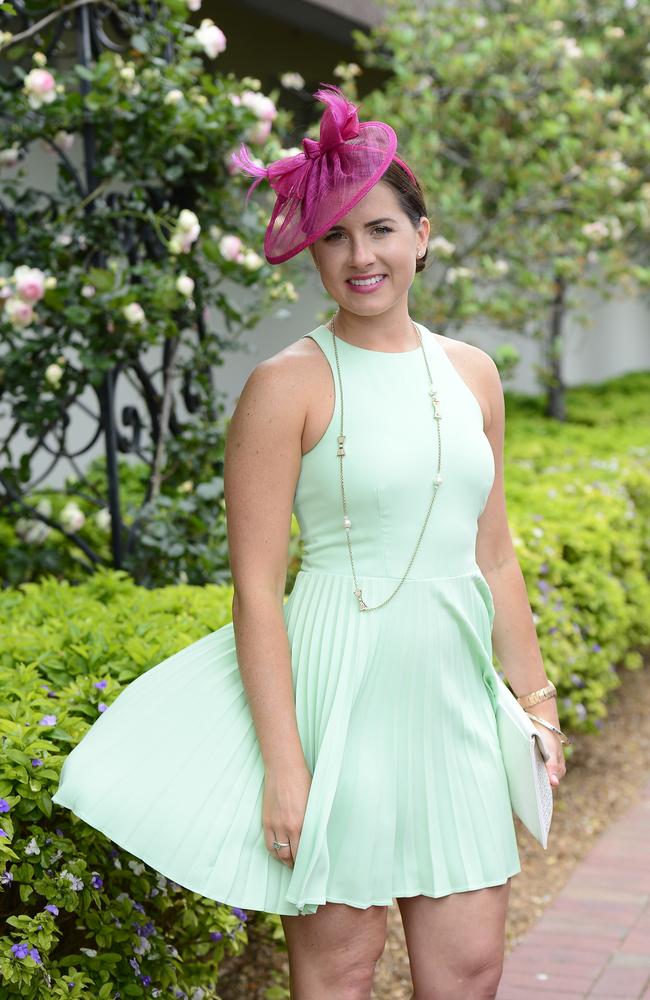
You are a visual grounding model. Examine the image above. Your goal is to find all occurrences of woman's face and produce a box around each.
[308,180,429,316]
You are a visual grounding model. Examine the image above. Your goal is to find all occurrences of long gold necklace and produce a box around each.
[329,314,443,612]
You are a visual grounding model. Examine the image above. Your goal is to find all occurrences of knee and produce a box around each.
[328,955,382,999]
[415,950,504,1000]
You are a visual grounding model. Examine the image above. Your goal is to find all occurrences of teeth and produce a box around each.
[349,275,385,286]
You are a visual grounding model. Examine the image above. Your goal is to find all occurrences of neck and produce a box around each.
[332,302,417,351]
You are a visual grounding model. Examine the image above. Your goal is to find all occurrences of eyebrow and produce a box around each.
[326,217,398,233]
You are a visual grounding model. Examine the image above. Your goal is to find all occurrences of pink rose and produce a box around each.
[218,235,243,261]
[13,266,46,303]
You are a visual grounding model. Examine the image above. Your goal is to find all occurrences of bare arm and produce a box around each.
[473,349,566,786]
[223,352,307,774]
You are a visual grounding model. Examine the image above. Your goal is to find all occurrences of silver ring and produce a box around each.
[273,840,290,851]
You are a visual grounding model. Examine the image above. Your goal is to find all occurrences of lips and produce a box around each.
[347,274,387,284]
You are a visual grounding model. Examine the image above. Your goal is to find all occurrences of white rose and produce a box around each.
[176,274,195,296]
[194,19,226,59]
[95,508,111,531]
[244,119,272,145]
[186,0,201,9]
[164,89,184,105]
[241,250,264,271]
[218,234,243,261]
[61,502,85,532]
[0,145,20,168]
[428,236,456,258]
[122,302,146,325]
[5,297,34,328]
[280,72,305,91]
[45,363,64,387]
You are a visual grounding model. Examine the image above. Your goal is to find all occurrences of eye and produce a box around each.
[323,226,394,242]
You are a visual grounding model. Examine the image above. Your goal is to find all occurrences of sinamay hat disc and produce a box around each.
[232,84,415,265]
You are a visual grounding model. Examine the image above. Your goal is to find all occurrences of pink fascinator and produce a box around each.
[231,83,417,265]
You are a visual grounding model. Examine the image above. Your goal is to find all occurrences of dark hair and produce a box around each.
[381,161,429,273]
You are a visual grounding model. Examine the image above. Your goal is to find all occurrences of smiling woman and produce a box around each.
[51,83,567,1000]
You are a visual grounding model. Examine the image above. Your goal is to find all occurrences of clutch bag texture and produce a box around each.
[493,670,554,849]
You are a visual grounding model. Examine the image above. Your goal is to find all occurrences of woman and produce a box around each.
[53,85,568,999]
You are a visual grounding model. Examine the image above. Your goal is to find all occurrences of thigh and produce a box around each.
[396,881,511,998]
[281,901,388,1000]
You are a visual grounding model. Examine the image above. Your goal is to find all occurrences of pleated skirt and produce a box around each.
[52,568,521,916]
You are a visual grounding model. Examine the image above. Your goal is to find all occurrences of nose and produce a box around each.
[347,235,377,270]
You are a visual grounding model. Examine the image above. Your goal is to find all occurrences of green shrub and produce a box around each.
[0,570,253,999]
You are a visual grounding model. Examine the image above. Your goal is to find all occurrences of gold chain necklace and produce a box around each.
[328,314,443,612]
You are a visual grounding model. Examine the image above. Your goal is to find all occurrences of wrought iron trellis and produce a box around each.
[0,0,224,574]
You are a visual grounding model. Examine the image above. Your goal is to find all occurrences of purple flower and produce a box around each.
[548,626,558,634]
[538,579,550,593]
[539,562,549,574]
[591,642,602,652]
[129,957,140,973]
[141,976,152,987]
[133,901,145,913]
[31,759,43,768]
[47,690,58,698]
[0,829,8,839]
[209,931,223,941]
[94,679,108,690]
[231,906,248,922]
[11,942,29,959]
[29,946,42,964]
[1,868,14,885]
[67,984,75,991]
[39,714,57,726]
[45,904,59,915]
[0,798,10,813]
[91,873,103,889]
[98,703,108,713]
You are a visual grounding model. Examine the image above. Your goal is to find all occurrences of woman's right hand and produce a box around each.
[262,761,313,869]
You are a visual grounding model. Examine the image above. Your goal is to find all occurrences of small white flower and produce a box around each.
[23,68,59,109]
[178,479,194,493]
[280,72,305,90]
[80,948,97,957]
[61,501,85,533]
[164,89,184,106]
[493,259,509,276]
[45,363,64,387]
[33,51,47,66]
[209,224,223,240]
[119,66,136,83]
[0,145,20,168]
[178,209,199,233]
[186,0,202,10]
[428,236,456,258]
[558,36,582,59]
[5,297,35,328]
[81,284,95,298]
[36,498,52,518]
[122,302,146,325]
[193,18,226,59]
[532,526,544,538]
[94,508,111,531]
[24,837,40,856]
[176,274,195,297]
[219,234,243,261]
[13,265,46,302]
[241,250,264,271]
[128,860,145,875]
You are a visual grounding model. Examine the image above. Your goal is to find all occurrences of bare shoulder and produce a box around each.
[432,332,503,431]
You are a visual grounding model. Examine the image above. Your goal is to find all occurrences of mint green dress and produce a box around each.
[52,322,521,916]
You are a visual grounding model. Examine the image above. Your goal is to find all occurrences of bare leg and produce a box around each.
[397,879,512,1000]
[281,901,388,1000]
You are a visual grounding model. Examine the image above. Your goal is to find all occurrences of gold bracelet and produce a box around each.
[526,712,572,746]
[517,681,557,709]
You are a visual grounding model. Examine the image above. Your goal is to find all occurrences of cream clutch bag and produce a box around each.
[493,670,554,849]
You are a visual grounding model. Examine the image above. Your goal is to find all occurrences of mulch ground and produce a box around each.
[216,659,650,1000]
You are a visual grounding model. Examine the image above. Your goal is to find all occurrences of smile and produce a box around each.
[346,275,387,292]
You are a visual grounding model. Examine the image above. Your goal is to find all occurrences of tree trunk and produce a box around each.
[547,273,567,421]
